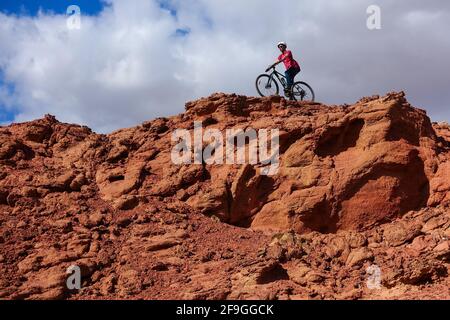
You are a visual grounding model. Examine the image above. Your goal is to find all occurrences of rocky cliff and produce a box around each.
[0,92,449,299]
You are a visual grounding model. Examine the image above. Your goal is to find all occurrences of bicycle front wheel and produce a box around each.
[256,74,279,97]
[292,81,315,102]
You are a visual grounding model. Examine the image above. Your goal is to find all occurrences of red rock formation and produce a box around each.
[0,92,449,300]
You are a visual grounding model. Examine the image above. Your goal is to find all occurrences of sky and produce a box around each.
[0,0,104,15]
[0,0,449,133]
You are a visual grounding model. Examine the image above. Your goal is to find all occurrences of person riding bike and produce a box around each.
[272,42,301,97]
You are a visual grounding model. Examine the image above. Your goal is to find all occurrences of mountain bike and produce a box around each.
[255,64,315,102]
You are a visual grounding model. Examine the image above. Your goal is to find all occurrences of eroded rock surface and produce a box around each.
[0,92,449,300]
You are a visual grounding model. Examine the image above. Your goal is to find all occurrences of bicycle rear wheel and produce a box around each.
[291,81,315,102]
[256,74,279,97]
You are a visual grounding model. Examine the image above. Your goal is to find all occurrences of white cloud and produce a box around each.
[0,0,449,133]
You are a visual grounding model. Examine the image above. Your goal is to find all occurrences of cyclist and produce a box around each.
[272,42,301,97]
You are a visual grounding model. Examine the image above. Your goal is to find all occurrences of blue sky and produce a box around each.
[0,0,178,16]
[0,0,107,123]
[0,0,105,16]
[0,71,16,123]
[0,0,187,126]
[0,1,449,132]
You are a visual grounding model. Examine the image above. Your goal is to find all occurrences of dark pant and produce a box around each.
[285,67,300,89]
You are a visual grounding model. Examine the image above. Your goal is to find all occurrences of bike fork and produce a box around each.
[265,76,274,89]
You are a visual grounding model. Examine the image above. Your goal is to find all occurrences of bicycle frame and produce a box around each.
[268,68,287,89]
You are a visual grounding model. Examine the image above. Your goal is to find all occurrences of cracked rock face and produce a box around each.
[0,92,449,300]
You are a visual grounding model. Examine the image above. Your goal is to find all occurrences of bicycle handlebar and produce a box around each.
[265,62,280,72]
[266,62,280,72]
